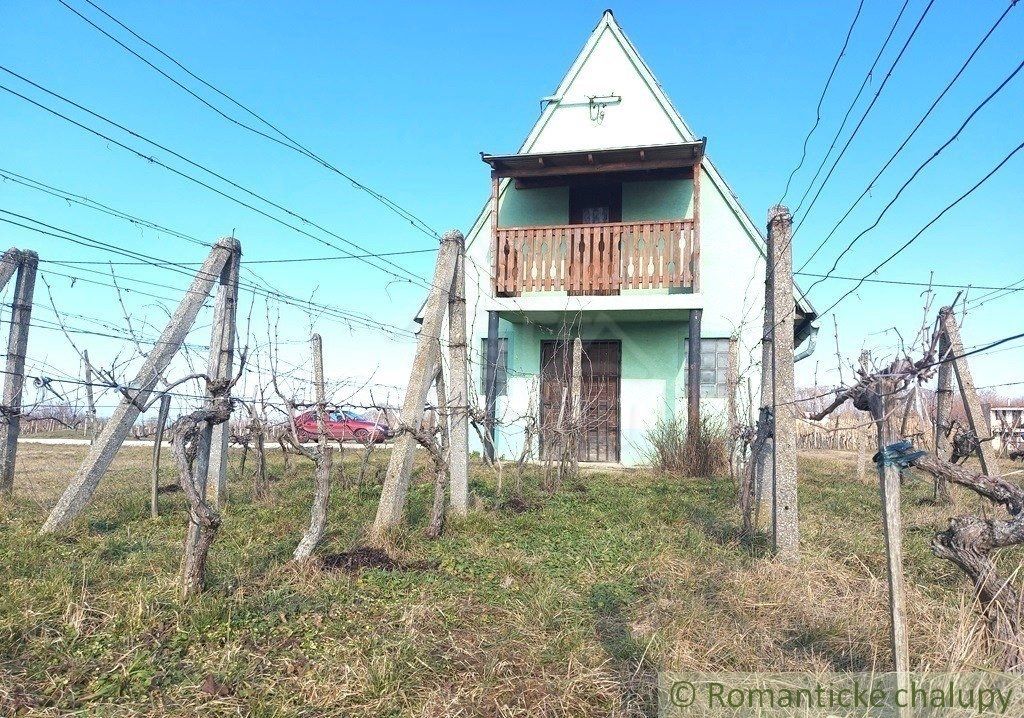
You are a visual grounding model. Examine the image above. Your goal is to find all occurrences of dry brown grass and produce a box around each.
[0,443,1011,716]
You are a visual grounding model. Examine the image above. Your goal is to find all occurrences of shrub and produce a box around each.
[644,414,728,477]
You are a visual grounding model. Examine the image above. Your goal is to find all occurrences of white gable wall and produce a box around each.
[529,24,684,152]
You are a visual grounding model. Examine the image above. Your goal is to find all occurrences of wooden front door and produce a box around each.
[539,340,621,463]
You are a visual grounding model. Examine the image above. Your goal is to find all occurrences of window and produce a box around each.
[479,337,508,396]
[683,338,732,399]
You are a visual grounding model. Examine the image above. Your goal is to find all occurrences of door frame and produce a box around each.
[538,338,621,463]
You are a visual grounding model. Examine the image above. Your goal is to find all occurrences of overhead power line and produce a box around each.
[59,0,440,240]
[815,137,1024,319]
[793,0,937,225]
[0,166,437,266]
[41,250,438,266]
[0,66,436,291]
[778,0,867,204]
[801,54,1024,295]
[789,0,918,217]
[796,0,1020,269]
[0,209,422,341]
[795,271,1024,292]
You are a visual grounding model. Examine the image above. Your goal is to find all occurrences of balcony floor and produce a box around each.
[484,291,703,324]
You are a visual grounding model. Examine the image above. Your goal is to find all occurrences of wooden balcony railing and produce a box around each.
[493,219,698,296]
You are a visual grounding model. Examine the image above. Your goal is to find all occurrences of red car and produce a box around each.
[294,409,391,444]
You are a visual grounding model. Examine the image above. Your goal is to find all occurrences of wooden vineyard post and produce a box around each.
[41,238,238,533]
[370,231,460,540]
[856,351,870,485]
[867,382,910,697]
[0,249,36,494]
[856,429,867,483]
[768,205,798,562]
[447,230,469,516]
[151,393,171,518]
[939,306,999,476]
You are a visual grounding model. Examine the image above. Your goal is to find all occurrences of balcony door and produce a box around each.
[568,182,622,295]
[569,182,622,224]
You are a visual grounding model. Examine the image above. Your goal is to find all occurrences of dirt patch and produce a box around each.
[156,483,182,494]
[498,495,535,513]
[321,546,406,573]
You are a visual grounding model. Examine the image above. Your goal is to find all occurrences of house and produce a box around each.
[990,406,1024,453]
[462,10,816,467]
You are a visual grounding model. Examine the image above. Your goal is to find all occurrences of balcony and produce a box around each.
[493,219,697,296]
[483,142,705,299]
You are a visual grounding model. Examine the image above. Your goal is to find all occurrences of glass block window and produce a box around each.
[479,337,508,396]
[683,338,731,399]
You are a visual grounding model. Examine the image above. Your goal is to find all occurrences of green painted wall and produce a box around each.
[498,179,694,228]
[621,179,693,221]
[485,316,705,465]
[499,186,569,227]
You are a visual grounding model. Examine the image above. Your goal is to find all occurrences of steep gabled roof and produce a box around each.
[464,9,815,323]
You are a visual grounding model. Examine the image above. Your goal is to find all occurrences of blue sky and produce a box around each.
[0,0,1021,415]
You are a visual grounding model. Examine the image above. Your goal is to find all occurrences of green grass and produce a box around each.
[0,446,1003,716]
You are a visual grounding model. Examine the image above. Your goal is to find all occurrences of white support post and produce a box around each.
[371,232,460,539]
[199,238,242,508]
[0,250,36,494]
[768,205,798,562]
[41,239,236,533]
[447,230,469,516]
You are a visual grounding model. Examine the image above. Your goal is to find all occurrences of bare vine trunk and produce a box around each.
[426,366,450,538]
[426,464,447,539]
[175,392,232,600]
[911,452,1024,669]
[253,427,268,500]
[293,445,333,560]
[741,415,771,536]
